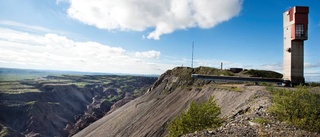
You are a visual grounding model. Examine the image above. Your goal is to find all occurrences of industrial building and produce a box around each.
[283,6,309,85]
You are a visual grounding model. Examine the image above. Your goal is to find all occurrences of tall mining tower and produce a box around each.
[283,6,309,85]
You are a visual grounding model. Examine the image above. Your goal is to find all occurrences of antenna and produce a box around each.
[191,42,194,68]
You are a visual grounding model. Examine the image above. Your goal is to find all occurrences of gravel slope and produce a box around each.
[74,67,262,137]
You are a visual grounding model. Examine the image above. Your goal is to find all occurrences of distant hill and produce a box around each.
[0,68,97,81]
[0,68,158,81]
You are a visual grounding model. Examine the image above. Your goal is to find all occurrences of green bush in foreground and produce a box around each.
[167,96,222,137]
[269,86,320,132]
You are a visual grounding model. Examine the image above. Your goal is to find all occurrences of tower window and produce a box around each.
[296,24,304,37]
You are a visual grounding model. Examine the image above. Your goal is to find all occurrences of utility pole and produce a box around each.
[191,42,194,68]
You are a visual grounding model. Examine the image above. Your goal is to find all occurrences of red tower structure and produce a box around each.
[283,6,309,85]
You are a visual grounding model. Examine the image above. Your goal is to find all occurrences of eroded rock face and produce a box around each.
[1,84,90,137]
[0,75,157,137]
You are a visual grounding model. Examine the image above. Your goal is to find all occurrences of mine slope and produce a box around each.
[75,67,319,137]
[0,75,157,137]
[74,67,257,137]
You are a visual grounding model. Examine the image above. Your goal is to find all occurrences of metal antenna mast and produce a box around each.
[191,42,194,68]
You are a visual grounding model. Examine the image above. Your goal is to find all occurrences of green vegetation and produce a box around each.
[70,82,88,88]
[172,66,235,81]
[26,101,37,105]
[167,96,223,137]
[242,69,283,78]
[216,85,244,92]
[107,94,123,103]
[308,82,320,87]
[195,66,234,76]
[0,68,69,81]
[252,118,269,124]
[268,86,320,132]
[48,102,60,105]
[0,81,40,94]
[161,89,170,95]
[0,127,10,137]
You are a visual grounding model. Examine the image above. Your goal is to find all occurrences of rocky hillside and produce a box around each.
[72,67,252,137]
[0,75,157,137]
[74,67,319,137]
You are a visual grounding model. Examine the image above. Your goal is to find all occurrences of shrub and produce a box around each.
[167,96,223,137]
[268,86,320,132]
[252,118,269,124]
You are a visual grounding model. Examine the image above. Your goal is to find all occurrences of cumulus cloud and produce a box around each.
[66,0,242,40]
[135,50,160,59]
[0,27,165,74]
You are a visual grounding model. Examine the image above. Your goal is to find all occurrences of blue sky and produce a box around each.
[0,0,319,81]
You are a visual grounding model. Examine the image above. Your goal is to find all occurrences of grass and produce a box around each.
[0,74,48,81]
[162,89,170,95]
[252,118,269,124]
[26,101,37,105]
[70,82,88,88]
[0,81,40,94]
[48,102,60,105]
[241,69,283,78]
[195,66,234,76]
[216,84,244,92]
[0,127,10,137]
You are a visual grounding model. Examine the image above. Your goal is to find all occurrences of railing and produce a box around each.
[191,74,287,84]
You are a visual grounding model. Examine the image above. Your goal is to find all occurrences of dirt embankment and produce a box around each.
[74,67,268,137]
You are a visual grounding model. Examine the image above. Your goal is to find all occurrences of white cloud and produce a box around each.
[304,62,320,68]
[0,27,166,74]
[66,0,242,40]
[0,20,51,33]
[135,50,160,59]
[56,0,69,5]
[259,62,282,72]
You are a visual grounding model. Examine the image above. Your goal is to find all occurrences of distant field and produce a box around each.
[0,69,54,81]
[0,68,158,81]
[0,74,54,81]
[0,68,108,81]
